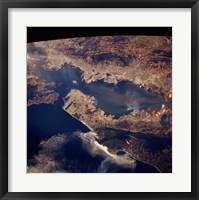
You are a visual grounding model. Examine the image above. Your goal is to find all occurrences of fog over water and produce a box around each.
[28,60,168,173]
[27,104,160,173]
[36,63,166,118]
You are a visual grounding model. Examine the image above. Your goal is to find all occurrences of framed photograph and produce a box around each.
[0,0,198,200]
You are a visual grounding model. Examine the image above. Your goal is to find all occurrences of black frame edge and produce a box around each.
[0,0,199,200]
[197,2,199,200]
[195,1,199,199]
[0,0,9,200]
[0,0,196,8]
[0,0,8,200]
[191,1,198,199]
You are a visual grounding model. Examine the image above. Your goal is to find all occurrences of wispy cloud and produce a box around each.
[27,131,136,173]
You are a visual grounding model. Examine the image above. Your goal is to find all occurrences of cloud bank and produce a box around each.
[27,131,137,173]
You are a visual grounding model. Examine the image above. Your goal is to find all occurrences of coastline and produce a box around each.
[62,106,93,132]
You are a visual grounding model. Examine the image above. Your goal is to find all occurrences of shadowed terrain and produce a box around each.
[27,34,172,173]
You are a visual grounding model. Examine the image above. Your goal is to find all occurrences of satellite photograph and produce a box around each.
[27,28,172,173]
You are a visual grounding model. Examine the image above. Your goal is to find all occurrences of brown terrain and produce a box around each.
[27,35,172,172]
[63,89,172,136]
[44,36,172,100]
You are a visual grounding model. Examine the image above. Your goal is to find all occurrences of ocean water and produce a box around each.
[27,103,160,173]
[27,63,168,173]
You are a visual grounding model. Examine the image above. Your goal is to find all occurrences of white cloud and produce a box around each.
[28,131,136,173]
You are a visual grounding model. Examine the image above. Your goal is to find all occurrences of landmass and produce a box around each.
[27,34,172,173]
[63,89,172,136]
